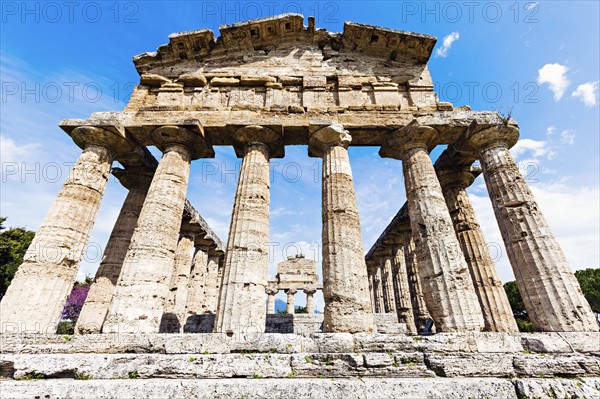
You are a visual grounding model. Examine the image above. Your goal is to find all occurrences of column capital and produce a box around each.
[152,124,213,160]
[71,125,137,159]
[285,288,298,295]
[303,288,317,295]
[112,166,155,190]
[265,287,279,295]
[232,125,284,158]
[379,120,438,160]
[308,123,351,157]
[436,166,478,190]
[453,123,519,156]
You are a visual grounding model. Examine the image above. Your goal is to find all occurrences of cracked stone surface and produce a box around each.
[104,140,193,334]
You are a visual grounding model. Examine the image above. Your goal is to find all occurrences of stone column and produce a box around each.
[367,265,377,313]
[202,250,222,314]
[309,123,374,333]
[305,289,316,314]
[456,125,598,332]
[381,121,484,332]
[381,255,397,314]
[160,226,196,333]
[438,167,519,333]
[75,167,153,334]
[216,126,282,334]
[373,262,384,313]
[0,126,135,333]
[401,228,432,333]
[185,243,209,317]
[104,125,210,333]
[286,289,297,314]
[266,288,278,315]
[391,245,417,334]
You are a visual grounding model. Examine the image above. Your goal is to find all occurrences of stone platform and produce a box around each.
[1,332,599,398]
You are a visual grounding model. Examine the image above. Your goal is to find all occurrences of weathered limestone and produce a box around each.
[75,167,153,334]
[286,289,297,314]
[305,289,316,315]
[266,288,278,315]
[381,256,397,314]
[0,126,135,334]
[437,166,518,333]
[455,125,599,332]
[104,125,210,333]
[202,251,222,314]
[373,265,384,313]
[391,246,417,334]
[161,226,196,333]
[216,125,283,334]
[401,229,432,333]
[186,243,209,317]
[367,267,377,313]
[309,123,374,333]
[381,121,484,332]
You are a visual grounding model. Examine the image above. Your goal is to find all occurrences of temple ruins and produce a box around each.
[1,14,598,398]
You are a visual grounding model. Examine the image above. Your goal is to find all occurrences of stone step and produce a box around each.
[2,377,600,399]
[2,332,598,355]
[1,352,598,381]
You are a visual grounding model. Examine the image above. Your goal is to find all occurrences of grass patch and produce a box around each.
[188,357,197,363]
[19,372,46,381]
[75,372,92,380]
[128,371,139,379]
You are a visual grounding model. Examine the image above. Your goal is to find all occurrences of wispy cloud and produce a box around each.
[511,138,555,160]
[572,81,599,107]
[560,129,576,145]
[537,63,570,101]
[435,32,460,58]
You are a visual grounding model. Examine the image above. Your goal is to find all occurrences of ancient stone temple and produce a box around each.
[1,15,598,399]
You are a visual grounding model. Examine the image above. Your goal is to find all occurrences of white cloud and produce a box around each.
[510,138,555,160]
[435,32,460,58]
[546,126,555,136]
[560,129,576,145]
[537,63,570,101]
[572,81,599,107]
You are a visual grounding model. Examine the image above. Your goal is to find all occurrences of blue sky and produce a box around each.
[2,1,599,311]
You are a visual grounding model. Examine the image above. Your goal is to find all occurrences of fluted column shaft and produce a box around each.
[314,124,374,333]
[373,264,384,313]
[391,246,417,334]
[367,267,376,313]
[439,171,518,333]
[480,142,598,332]
[305,290,316,314]
[104,143,192,333]
[161,231,195,333]
[1,139,114,333]
[402,141,484,331]
[286,289,297,314]
[202,253,221,314]
[402,230,431,333]
[216,143,271,334]
[381,257,397,314]
[75,170,151,334]
[266,290,277,315]
[186,245,209,317]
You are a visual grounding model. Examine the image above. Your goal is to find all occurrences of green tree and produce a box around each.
[574,268,600,314]
[0,217,35,297]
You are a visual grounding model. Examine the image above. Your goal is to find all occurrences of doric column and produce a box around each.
[305,289,316,314]
[75,166,153,334]
[286,289,297,314]
[455,124,598,332]
[104,124,211,333]
[437,167,518,332]
[381,121,484,332]
[216,126,283,334]
[367,264,376,313]
[373,262,384,313]
[309,123,374,333]
[390,245,417,334]
[185,243,209,317]
[160,224,196,333]
[381,255,397,314]
[266,288,278,315]
[202,250,223,314]
[401,229,431,333]
[0,126,135,333]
